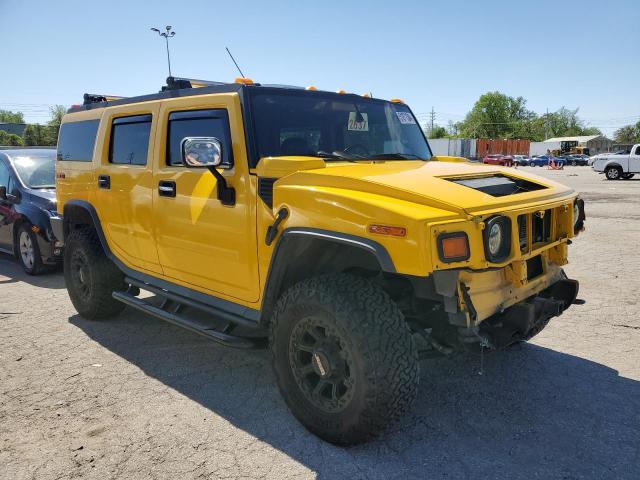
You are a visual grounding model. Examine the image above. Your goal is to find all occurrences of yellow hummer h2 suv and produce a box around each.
[53,77,584,445]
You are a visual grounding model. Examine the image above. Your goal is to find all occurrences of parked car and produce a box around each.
[512,155,530,166]
[529,155,564,167]
[556,155,588,166]
[592,144,640,180]
[483,154,513,166]
[0,149,62,274]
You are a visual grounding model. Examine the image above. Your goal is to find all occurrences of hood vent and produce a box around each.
[446,174,547,197]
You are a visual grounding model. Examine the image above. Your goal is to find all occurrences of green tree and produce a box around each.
[23,124,49,146]
[455,91,536,139]
[46,105,66,144]
[0,109,25,124]
[0,130,24,146]
[613,121,640,144]
[428,125,448,139]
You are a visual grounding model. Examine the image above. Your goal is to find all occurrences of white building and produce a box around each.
[532,135,613,156]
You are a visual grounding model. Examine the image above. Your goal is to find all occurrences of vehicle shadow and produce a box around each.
[0,252,64,289]
[69,309,640,479]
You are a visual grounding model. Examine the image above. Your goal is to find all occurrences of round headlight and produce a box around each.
[488,222,503,256]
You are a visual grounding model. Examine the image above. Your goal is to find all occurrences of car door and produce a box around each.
[152,95,259,303]
[0,159,14,250]
[93,104,162,274]
[629,145,640,173]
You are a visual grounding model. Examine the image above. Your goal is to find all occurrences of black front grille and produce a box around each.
[258,177,276,208]
[518,215,527,252]
[527,255,543,280]
[532,209,552,244]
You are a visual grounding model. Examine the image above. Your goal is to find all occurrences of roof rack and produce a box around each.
[83,93,127,105]
[163,76,232,91]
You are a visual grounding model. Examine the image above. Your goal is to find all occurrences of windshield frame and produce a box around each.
[244,87,432,168]
[9,151,57,190]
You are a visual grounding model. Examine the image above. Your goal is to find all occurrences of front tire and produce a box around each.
[64,228,126,320]
[270,274,419,445]
[605,166,622,180]
[15,223,45,275]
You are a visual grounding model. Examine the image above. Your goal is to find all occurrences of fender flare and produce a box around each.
[260,227,396,325]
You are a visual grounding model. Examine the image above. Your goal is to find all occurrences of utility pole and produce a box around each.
[151,26,176,77]
[429,106,436,133]
[545,107,549,140]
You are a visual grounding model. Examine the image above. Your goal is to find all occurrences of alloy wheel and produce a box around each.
[19,231,35,270]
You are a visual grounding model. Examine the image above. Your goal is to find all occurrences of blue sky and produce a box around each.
[1,0,638,136]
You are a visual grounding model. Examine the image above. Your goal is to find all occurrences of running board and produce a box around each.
[112,290,266,349]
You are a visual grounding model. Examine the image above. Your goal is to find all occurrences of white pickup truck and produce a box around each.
[592,144,640,180]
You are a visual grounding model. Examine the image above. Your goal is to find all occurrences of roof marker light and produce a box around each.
[306,86,318,91]
[362,93,370,98]
[337,89,346,95]
[390,98,404,104]
[235,77,254,85]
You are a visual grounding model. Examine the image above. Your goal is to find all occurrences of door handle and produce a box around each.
[98,175,110,189]
[158,180,176,198]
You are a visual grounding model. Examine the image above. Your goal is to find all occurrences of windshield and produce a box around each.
[11,152,56,189]
[249,89,432,165]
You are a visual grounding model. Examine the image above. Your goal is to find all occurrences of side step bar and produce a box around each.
[112,290,266,349]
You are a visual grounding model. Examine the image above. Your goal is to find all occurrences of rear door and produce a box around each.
[93,104,162,274]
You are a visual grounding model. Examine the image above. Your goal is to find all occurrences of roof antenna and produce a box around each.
[225,47,245,78]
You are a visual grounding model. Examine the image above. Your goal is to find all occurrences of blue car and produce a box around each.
[0,148,62,274]
[529,155,564,167]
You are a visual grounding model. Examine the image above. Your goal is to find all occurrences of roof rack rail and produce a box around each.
[83,93,126,105]
[163,76,231,91]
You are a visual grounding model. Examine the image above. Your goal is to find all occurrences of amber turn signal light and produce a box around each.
[368,225,407,237]
[437,232,470,263]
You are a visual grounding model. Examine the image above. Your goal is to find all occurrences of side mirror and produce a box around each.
[0,186,6,200]
[180,136,235,206]
[181,137,223,168]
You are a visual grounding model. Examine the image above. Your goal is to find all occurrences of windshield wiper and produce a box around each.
[314,151,359,162]
[368,153,423,160]
[31,185,55,189]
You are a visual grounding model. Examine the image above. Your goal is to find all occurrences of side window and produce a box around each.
[635,146,640,156]
[109,115,152,166]
[166,109,233,167]
[57,120,100,162]
[0,162,9,188]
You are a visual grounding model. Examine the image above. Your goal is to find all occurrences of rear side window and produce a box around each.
[57,120,100,162]
[109,115,152,166]
[635,146,640,155]
[166,109,233,167]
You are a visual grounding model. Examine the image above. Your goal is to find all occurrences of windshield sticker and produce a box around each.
[396,112,416,125]
[348,112,369,132]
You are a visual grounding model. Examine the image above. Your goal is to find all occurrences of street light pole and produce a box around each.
[150,26,176,77]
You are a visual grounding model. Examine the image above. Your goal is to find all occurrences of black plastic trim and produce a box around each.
[62,200,260,324]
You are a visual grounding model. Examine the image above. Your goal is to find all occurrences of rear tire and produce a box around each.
[270,274,419,445]
[64,228,126,320]
[605,166,622,180]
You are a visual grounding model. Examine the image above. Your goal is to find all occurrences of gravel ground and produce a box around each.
[1,166,639,479]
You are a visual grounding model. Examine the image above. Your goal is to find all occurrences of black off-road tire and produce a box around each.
[64,228,126,320]
[270,274,419,445]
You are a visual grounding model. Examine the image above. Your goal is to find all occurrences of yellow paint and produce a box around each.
[58,89,581,320]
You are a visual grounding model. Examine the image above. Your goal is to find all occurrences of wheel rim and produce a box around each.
[70,249,91,301]
[19,231,34,269]
[608,169,619,179]
[289,316,356,413]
